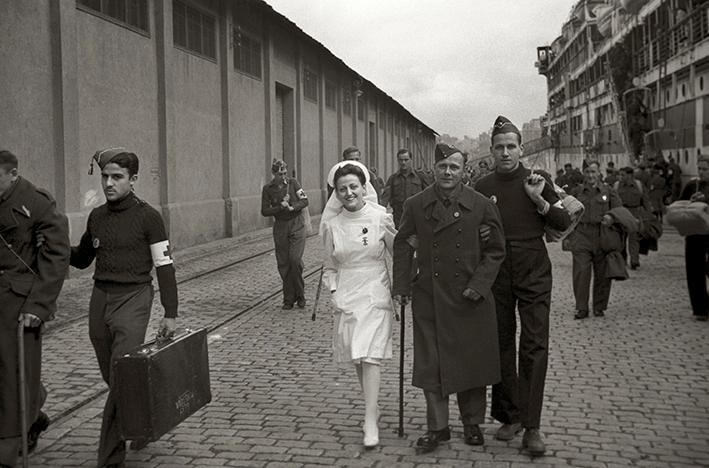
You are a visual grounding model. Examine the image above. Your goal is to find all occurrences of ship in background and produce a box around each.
[527,0,708,181]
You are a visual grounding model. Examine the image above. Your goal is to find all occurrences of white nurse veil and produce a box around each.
[319,160,381,236]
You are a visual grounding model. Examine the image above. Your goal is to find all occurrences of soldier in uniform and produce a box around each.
[569,161,622,319]
[476,116,571,456]
[381,148,428,228]
[561,163,583,192]
[679,154,709,321]
[261,159,309,310]
[613,167,651,269]
[70,148,178,467]
[392,143,506,453]
[0,150,69,468]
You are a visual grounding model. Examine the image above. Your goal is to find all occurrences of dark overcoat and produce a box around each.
[393,185,506,395]
[0,177,69,438]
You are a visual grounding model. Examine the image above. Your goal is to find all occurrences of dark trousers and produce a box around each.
[0,325,44,466]
[627,231,640,266]
[685,235,709,318]
[572,224,612,312]
[424,387,486,431]
[273,216,306,305]
[491,240,551,429]
[89,284,152,468]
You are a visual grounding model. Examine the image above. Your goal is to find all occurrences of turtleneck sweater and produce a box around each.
[475,163,569,241]
[70,191,178,317]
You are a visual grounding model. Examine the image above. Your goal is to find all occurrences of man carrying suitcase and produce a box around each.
[71,148,178,468]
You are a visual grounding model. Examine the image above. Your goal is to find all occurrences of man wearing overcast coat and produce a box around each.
[392,143,505,453]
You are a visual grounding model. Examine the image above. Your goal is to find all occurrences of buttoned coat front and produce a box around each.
[393,185,506,395]
[0,177,69,439]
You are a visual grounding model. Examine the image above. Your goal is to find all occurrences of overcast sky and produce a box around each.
[267,0,577,139]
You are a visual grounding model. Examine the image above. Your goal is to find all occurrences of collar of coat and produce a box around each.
[420,183,476,210]
[420,184,478,233]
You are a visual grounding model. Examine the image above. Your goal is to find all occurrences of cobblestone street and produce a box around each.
[29,228,709,467]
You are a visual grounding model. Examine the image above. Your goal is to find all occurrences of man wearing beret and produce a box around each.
[71,148,178,467]
[0,150,69,468]
[393,143,506,453]
[261,159,309,310]
[476,116,571,456]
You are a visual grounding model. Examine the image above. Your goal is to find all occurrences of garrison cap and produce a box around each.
[434,143,463,163]
[492,115,522,141]
[89,147,128,175]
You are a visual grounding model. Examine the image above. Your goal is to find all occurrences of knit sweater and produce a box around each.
[70,191,178,317]
[475,163,570,241]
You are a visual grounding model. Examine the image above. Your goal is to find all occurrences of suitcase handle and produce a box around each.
[138,327,195,355]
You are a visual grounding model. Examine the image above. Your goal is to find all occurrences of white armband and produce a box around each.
[150,240,174,267]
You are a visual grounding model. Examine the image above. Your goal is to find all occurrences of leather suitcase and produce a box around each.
[114,327,212,442]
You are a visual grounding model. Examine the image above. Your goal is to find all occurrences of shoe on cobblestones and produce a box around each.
[296,297,307,308]
[593,309,605,317]
[21,411,50,455]
[463,424,484,446]
[415,427,450,453]
[522,428,546,456]
[363,423,379,449]
[282,303,294,310]
[495,422,522,441]
[574,310,589,320]
[630,263,639,270]
[694,315,708,321]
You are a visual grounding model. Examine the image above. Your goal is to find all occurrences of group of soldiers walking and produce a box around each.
[260,115,570,455]
[2,108,706,466]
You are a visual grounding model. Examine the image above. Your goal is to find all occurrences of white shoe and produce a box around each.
[363,423,379,448]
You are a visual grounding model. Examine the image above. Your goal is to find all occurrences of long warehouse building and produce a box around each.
[0,0,437,247]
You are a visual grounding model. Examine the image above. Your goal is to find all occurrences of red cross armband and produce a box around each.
[150,240,174,267]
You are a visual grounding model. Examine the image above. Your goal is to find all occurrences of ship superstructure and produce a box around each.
[533,0,709,179]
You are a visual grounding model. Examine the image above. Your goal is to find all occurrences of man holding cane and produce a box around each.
[0,150,70,467]
[393,143,505,453]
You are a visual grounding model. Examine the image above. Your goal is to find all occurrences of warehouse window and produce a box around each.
[303,67,318,102]
[357,96,365,121]
[77,0,149,33]
[342,89,352,115]
[379,111,385,130]
[173,0,216,60]
[234,29,262,78]
[325,81,336,110]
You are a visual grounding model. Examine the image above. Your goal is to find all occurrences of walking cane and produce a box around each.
[17,315,29,468]
[311,266,324,321]
[397,301,406,438]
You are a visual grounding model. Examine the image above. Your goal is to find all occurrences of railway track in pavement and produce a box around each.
[36,232,325,451]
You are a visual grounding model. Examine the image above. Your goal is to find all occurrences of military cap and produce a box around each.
[492,115,521,141]
[342,146,360,159]
[434,143,463,163]
[89,147,128,175]
[271,159,287,173]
